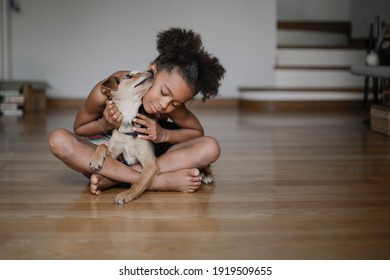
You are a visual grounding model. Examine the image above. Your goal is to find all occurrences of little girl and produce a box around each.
[48,27,225,195]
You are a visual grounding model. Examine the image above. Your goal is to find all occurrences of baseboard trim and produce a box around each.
[48,98,84,109]
[187,98,238,109]
[48,98,238,110]
[239,99,365,112]
[277,20,351,34]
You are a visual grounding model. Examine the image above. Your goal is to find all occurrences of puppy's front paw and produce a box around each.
[89,153,105,170]
[90,145,107,171]
[114,191,135,204]
[89,159,103,170]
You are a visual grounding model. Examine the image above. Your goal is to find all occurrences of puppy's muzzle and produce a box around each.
[135,70,154,88]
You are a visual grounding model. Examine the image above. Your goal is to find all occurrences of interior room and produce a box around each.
[1,0,390,260]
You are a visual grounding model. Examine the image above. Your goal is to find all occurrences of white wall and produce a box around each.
[350,0,390,38]
[0,0,10,79]
[277,0,350,21]
[9,0,276,99]
[277,0,390,39]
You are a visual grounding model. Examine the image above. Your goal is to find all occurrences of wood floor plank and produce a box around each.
[1,107,390,259]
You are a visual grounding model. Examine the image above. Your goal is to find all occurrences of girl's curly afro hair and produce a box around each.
[153,28,226,101]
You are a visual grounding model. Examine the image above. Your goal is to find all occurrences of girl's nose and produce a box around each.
[160,96,171,110]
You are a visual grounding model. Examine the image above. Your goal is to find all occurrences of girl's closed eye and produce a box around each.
[172,101,183,107]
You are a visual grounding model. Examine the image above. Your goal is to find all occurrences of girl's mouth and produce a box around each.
[151,103,160,114]
[152,104,162,118]
[146,102,160,116]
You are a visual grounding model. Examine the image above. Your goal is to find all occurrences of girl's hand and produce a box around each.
[102,100,122,130]
[132,114,167,143]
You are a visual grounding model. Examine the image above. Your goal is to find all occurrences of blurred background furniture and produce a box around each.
[0,81,49,115]
[350,64,390,107]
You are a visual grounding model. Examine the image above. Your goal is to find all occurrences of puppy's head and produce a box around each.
[101,70,154,101]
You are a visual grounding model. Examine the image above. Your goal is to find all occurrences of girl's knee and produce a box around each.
[201,136,221,162]
[48,129,74,159]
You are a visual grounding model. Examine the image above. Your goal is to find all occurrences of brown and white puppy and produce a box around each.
[89,69,158,204]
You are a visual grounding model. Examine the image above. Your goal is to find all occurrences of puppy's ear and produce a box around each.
[101,76,119,95]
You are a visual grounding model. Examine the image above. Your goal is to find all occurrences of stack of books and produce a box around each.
[0,81,48,116]
[0,87,25,116]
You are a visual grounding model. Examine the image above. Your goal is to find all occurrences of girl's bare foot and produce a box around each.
[90,168,202,195]
[148,168,202,192]
[90,174,118,195]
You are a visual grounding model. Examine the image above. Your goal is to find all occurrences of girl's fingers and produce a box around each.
[133,114,154,127]
[132,126,151,135]
[132,117,148,127]
[116,114,122,125]
[136,113,153,121]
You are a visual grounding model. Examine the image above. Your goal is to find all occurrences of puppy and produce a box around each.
[89,69,158,204]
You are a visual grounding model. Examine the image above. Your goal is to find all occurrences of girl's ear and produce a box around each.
[148,63,158,75]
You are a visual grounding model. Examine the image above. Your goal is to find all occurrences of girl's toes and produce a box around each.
[191,168,200,177]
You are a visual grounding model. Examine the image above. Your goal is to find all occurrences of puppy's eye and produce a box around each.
[124,74,133,79]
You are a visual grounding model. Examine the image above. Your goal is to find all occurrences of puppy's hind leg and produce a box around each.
[114,160,159,204]
[114,143,159,204]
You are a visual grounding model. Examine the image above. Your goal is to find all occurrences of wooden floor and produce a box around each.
[1,105,390,260]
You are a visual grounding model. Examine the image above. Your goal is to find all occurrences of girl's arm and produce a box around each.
[73,80,122,137]
[164,104,204,143]
[133,104,204,144]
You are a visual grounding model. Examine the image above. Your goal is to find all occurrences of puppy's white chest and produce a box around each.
[108,130,139,166]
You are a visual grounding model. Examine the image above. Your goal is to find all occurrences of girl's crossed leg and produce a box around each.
[48,129,220,195]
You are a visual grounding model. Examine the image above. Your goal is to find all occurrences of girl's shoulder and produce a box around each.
[84,77,110,114]
[164,104,202,129]
[164,104,192,119]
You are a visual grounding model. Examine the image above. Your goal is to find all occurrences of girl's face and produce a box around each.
[142,68,194,115]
